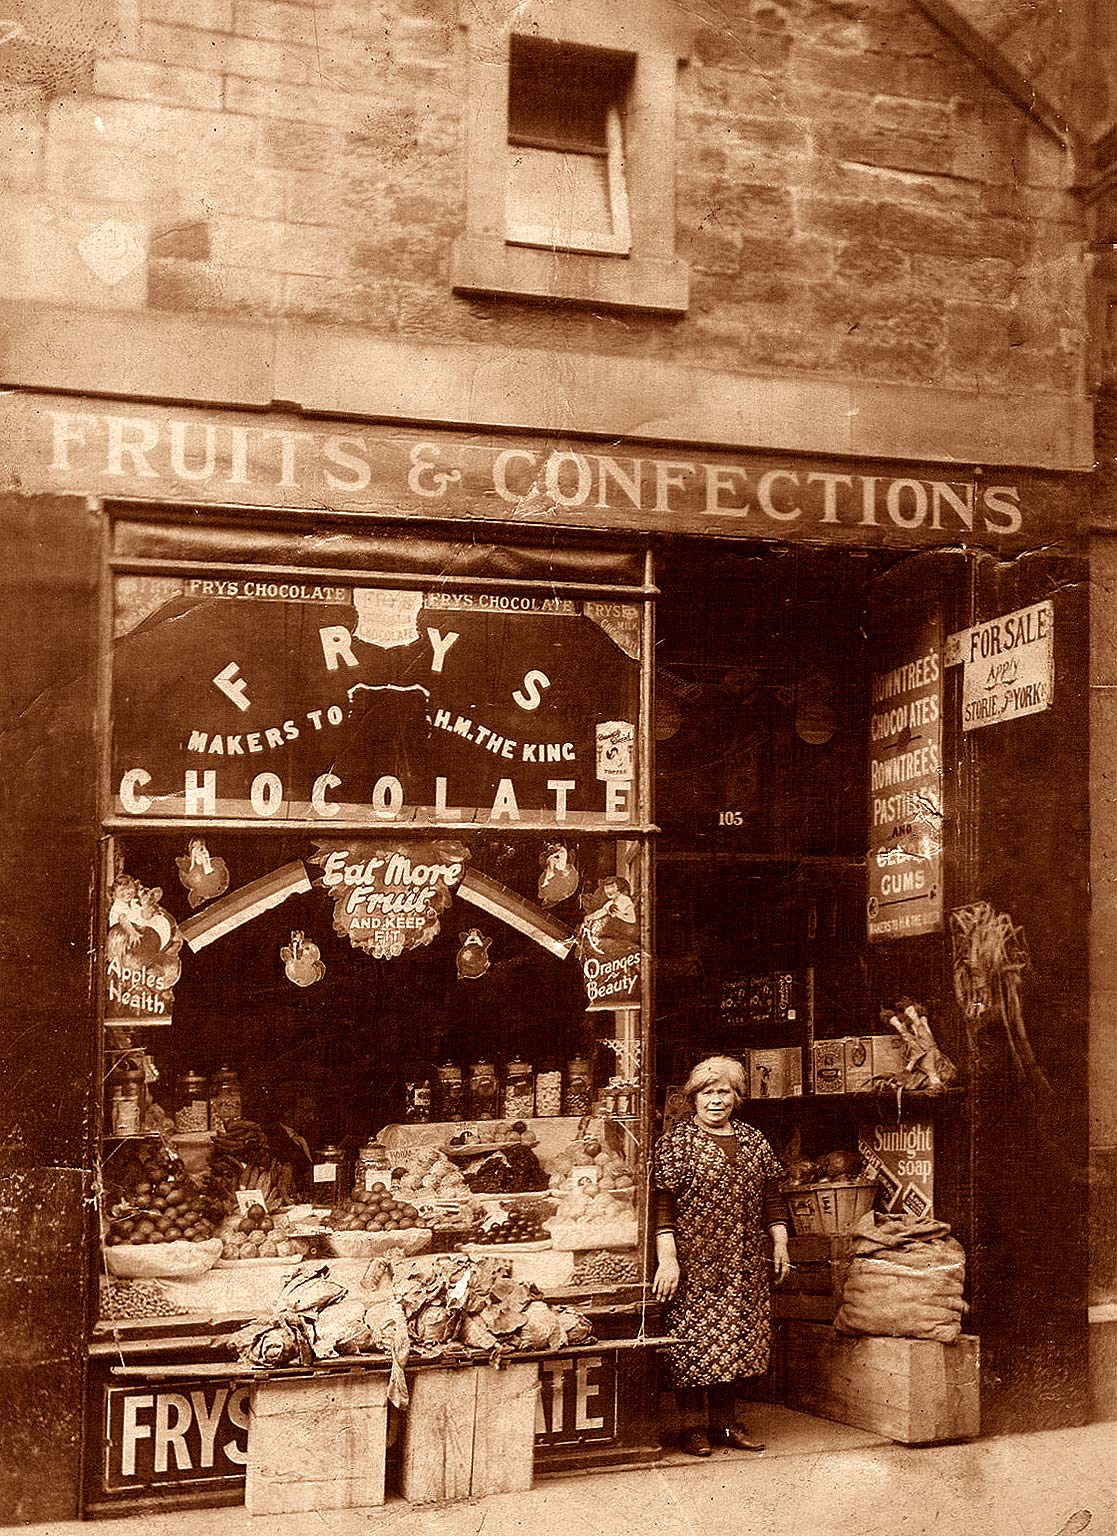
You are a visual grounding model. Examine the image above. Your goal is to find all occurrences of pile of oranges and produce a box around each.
[329,1187,422,1232]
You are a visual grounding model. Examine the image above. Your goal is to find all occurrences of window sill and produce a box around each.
[451,235,689,314]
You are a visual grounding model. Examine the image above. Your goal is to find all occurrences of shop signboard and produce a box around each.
[101,1381,250,1492]
[3,393,1079,553]
[867,619,944,941]
[945,600,1054,731]
[858,1119,934,1219]
[535,1352,618,1447]
[109,579,640,828]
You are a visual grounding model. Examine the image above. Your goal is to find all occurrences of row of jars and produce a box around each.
[402,1057,594,1124]
[172,1066,243,1134]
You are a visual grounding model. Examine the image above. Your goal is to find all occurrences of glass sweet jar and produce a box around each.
[208,1065,242,1133]
[503,1058,534,1120]
[563,1057,592,1116]
[175,1070,209,1133]
[469,1060,499,1121]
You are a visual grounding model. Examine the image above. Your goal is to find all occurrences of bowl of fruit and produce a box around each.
[461,1205,552,1251]
[103,1146,225,1277]
[327,1189,432,1257]
[215,1205,310,1264]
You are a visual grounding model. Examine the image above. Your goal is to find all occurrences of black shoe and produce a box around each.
[680,1428,713,1457]
[723,1426,766,1452]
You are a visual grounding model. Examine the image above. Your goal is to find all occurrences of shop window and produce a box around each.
[506,37,633,257]
[452,0,691,313]
[94,516,656,1353]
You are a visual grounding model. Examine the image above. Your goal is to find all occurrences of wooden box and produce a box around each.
[785,1322,979,1444]
[401,1362,537,1503]
[773,1235,852,1322]
[245,1371,390,1515]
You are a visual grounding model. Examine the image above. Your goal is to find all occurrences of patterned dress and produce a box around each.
[653,1118,786,1387]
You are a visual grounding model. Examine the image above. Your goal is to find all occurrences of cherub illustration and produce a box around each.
[175,838,230,908]
[107,873,176,959]
[538,840,579,906]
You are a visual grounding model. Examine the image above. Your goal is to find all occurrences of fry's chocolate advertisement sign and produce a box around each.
[110,581,640,827]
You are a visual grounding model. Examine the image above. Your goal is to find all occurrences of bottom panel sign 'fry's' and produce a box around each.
[858,1120,934,1220]
[104,1383,250,1491]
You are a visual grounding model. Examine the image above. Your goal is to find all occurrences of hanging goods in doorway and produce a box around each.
[950,901,1053,1103]
[174,837,230,908]
[281,931,325,987]
[878,1000,957,1094]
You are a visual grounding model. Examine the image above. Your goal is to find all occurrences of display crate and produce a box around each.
[400,1361,537,1503]
[245,1372,390,1515]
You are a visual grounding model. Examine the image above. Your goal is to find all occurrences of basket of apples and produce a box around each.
[326,1187,432,1257]
[103,1143,224,1278]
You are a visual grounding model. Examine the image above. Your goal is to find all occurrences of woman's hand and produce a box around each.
[652,1255,681,1301]
[653,1228,681,1300]
[770,1224,792,1285]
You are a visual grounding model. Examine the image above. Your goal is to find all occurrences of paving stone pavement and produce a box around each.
[19,1408,1117,1536]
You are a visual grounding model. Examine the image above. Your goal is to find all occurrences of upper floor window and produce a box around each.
[452,0,692,315]
[506,37,633,257]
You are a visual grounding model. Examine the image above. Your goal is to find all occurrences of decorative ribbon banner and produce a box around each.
[457,868,575,959]
[179,862,312,952]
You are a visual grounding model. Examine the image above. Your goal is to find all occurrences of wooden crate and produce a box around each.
[785,1322,979,1444]
[400,1362,537,1504]
[245,1372,389,1515]
[773,1235,852,1323]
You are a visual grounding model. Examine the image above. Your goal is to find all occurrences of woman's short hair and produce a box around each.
[681,1055,748,1107]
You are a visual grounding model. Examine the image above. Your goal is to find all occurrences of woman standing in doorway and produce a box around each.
[652,1055,792,1457]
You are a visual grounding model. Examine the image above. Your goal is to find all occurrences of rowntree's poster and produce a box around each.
[867,614,944,941]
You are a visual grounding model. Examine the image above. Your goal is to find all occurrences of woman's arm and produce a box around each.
[652,1227,681,1301]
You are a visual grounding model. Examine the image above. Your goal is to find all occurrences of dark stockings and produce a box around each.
[674,1382,752,1433]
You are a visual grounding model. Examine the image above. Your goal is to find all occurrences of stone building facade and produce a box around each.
[0,0,1113,1521]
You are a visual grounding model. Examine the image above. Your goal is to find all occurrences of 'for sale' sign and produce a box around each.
[946,600,1054,731]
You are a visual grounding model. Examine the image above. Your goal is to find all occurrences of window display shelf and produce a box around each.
[741,1089,964,1112]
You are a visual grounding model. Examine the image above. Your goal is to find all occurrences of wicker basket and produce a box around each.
[784,1178,878,1237]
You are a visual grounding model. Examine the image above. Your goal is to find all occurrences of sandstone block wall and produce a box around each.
[0,0,1089,404]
